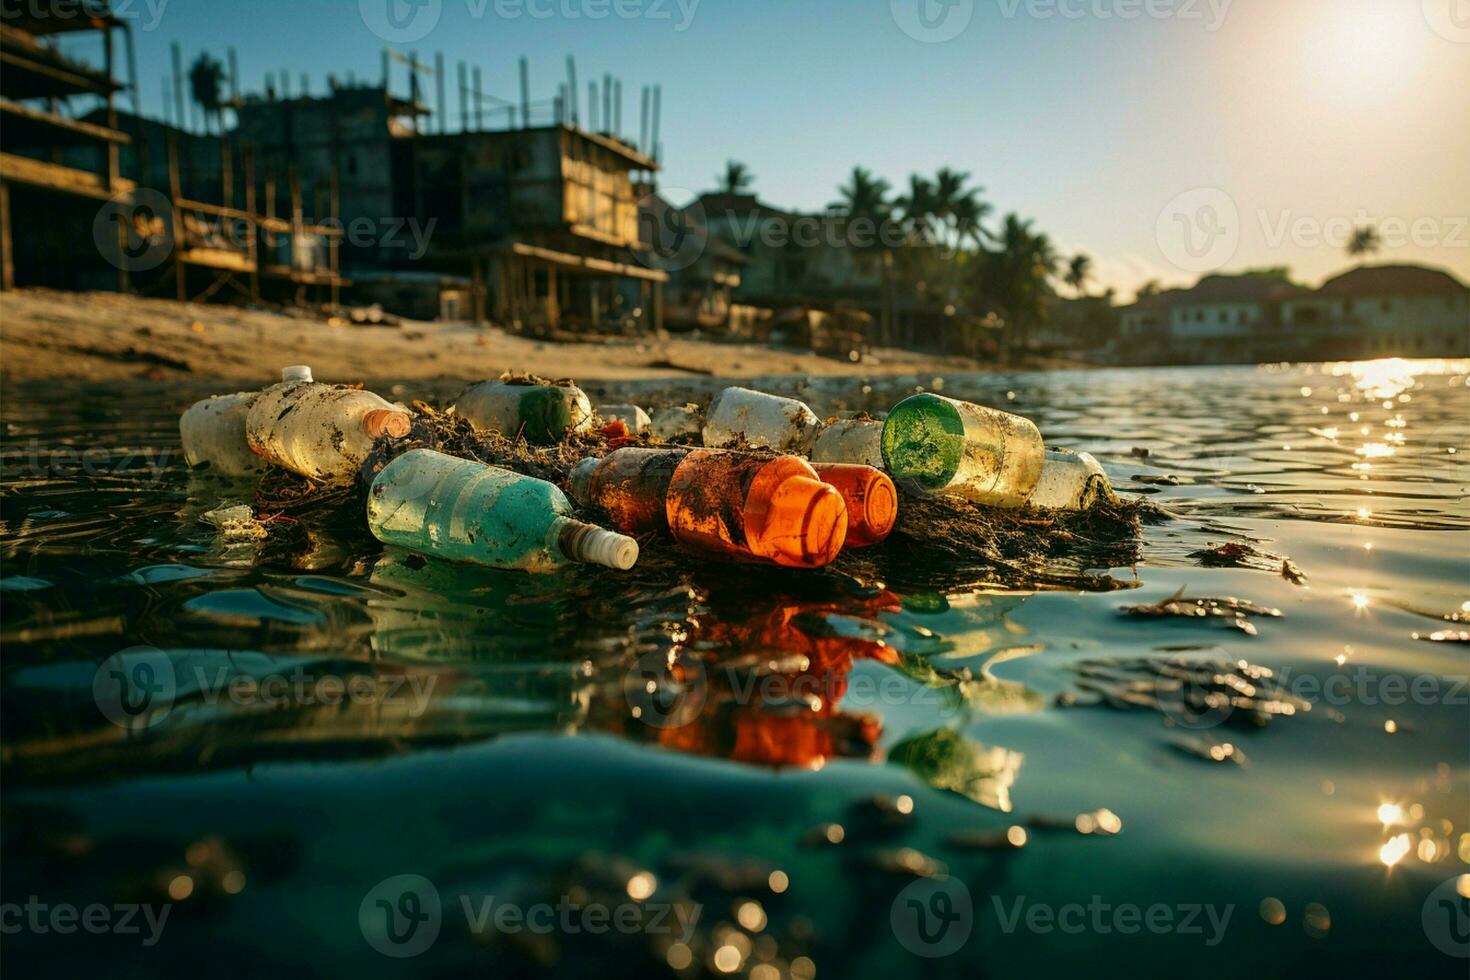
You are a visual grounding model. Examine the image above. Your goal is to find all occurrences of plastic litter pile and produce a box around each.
[181,368,1128,576]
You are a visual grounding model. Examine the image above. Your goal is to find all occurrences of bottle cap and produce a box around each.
[759,476,848,568]
[861,471,898,536]
[281,365,313,382]
[559,520,639,570]
[362,409,412,439]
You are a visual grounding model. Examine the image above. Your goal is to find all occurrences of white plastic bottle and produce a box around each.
[455,380,594,444]
[809,418,884,468]
[598,404,651,433]
[245,366,412,482]
[1025,448,1118,511]
[702,386,819,452]
[366,449,638,572]
[179,391,263,476]
[651,403,702,441]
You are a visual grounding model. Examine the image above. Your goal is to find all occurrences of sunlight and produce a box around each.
[1301,4,1427,95]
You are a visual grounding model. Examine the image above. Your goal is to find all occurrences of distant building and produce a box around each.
[0,1,132,291]
[635,192,748,330]
[695,193,883,306]
[1164,273,1304,363]
[1282,264,1469,358]
[1115,263,1467,364]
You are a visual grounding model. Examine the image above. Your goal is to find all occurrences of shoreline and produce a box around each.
[0,289,1085,383]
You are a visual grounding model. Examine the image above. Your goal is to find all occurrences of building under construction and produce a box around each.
[0,8,676,332]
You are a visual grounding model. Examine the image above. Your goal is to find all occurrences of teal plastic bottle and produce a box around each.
[366,449,638,572]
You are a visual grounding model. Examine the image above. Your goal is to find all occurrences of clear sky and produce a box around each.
[90,0,1470,299]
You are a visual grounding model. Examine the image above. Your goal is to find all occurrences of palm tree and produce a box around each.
[894,174,935,235]
[1347,225,1381,263]
[981,213,1058,358]
[1064,253,1093,298]
[928,167,992,252]
[832,167,895,345]
[831,166,891,222]
[188,52,226,134]
[717,160,754,194]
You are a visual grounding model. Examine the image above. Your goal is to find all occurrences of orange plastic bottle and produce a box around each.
[810,463,898,547]
[666,450,848,568]
[571,447,848,568]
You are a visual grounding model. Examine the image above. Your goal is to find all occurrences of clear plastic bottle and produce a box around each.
[245,366,412,482]
[650,403,702,441]
[1025,448,1117,511]
[568,447,685,535]
[571,447,848,568]
[597,404,651,433]
[455,380,593,444]
[702,386,820,452]
[810,463,897,547]
[367,448,638,572]
[809,418,884,468]
[179,391,263,476]
[880,393,1044,507]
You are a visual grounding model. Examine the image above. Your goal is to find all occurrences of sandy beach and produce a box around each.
[0,289,1025,383]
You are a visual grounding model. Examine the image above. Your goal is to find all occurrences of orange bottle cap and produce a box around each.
[363,409,412,439]
[752,471,848,568]
[862,471,898,536]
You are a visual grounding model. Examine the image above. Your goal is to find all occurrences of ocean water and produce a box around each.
[2,359,1467,978]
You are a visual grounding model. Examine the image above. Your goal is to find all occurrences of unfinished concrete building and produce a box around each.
[0,0,133,291]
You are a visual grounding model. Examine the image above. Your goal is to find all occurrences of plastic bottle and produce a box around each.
[455,380,593,444]
[1025,448,1117,511]
[880,393,1044,507]
[598,404,651,433]
[703,386,820,452]
[650,403,701,441]
[810,463,897,547]
[571,447,848,568]
[179,391,263,476]
[809,418,884,468]
[367,449,638,572]
[568,447,685,535]
[245,366,412,482]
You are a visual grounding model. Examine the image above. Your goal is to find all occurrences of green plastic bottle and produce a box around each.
[880,393,1044,507]
[366,449,638,572]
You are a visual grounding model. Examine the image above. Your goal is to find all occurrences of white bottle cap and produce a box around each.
[281,365,314,382]
[560,520,639,570]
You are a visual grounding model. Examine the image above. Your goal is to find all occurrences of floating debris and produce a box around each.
[199,503,268,542]
[1068,655,1310,727]
[1120,586,1282,635]
[1413,629,1469,644]
[1168,734,1250,766]
[1188,542,1307,585]
[860,847,947,879]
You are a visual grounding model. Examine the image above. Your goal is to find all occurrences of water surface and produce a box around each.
[2,360,1467,977]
